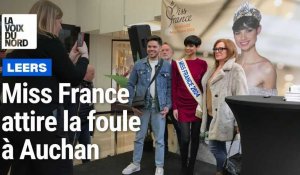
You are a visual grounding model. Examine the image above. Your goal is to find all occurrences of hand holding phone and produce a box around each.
[77,32,85,47]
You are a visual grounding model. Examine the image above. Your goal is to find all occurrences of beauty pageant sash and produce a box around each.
[176,59,203,118]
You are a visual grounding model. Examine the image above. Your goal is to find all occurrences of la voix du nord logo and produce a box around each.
[1,14,37,49]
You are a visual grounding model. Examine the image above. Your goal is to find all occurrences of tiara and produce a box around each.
[233,2,261,23]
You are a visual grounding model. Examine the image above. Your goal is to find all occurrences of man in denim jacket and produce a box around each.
[122,35,171,175]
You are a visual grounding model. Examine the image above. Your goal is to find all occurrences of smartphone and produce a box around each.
[77,32,85,47]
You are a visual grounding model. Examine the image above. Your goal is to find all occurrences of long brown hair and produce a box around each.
[213,39,237,68]
[29,0,63,36]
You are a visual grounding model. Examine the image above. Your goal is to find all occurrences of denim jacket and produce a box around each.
[127,57,172,111]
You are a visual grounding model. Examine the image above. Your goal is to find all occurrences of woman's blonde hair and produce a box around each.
[29,0,63,36]
[213,39,237,68]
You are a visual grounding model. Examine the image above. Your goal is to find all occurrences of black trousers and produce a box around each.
[0,138,11,175]
[1,117,72,175]
[5,135,73,175]
[179,121,201,174]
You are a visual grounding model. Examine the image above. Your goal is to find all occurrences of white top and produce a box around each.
[149,60,158,98]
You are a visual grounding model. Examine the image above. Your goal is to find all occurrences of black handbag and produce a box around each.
[131,59,163,108]
[223,153,242,175]
[132,95,146,108]
[223,133,242,175]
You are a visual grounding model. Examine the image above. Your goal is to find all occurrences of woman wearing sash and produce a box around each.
[200,39,248,175]
[172,35,207,175]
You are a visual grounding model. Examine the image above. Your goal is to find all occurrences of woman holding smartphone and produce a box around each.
[0,1,89,175]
